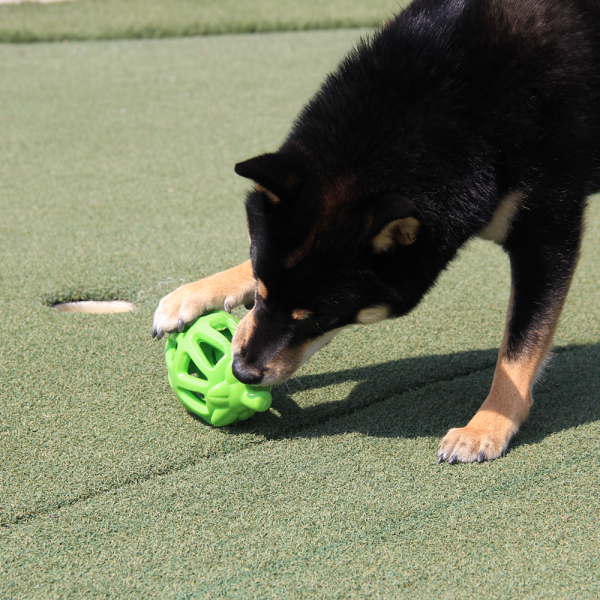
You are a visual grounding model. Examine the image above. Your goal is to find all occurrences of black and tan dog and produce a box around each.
[153,0,600,463]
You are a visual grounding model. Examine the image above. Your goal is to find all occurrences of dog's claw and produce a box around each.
[477,452,485,463]
[177,318,185,332]
[448,455,458,465]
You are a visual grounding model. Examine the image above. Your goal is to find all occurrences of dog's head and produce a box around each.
[230,149,426,385]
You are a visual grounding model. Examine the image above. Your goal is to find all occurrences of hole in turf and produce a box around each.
[200,341,224,366]
[52,300,135,314]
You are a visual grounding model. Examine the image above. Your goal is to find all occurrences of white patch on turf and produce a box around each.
[0,0,76,4]
[53,301,135,314]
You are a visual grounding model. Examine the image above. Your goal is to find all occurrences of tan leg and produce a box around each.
[437,283,562,463]
[437,194,583,463]
[152,261,255,339]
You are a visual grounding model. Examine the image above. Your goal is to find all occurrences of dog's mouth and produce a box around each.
[231,310,345,385]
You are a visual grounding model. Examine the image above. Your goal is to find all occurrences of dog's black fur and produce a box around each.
[154,0,600,462]
[237,0,599,353]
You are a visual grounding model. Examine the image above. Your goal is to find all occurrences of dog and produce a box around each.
[153,0,600,463]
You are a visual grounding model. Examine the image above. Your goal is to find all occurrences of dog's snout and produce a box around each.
[232,355,263,385]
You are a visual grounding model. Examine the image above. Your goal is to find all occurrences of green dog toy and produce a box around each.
[165,311,272,426]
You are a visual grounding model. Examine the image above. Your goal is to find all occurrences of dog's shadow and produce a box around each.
[215,342,600,448]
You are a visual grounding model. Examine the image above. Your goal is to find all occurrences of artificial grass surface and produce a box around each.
[0,30,599,598]
[0,0,408,43]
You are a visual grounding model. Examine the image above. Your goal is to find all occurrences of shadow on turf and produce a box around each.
[215,343,600,447]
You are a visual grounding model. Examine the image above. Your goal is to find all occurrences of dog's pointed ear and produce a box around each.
[235,152,301,204]
[366,193,422,252]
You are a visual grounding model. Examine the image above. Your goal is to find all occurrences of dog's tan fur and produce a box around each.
[478,191,524,244]
[437,277,570,462]
[372,217,421,252]
[356,305,391,324]
[152,261,255,338]
[292,308,313,320]
[255,183,280,204]
[256,279,269,300]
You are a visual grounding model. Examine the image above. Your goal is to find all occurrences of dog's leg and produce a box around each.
[152,261,255,339]
[437,198,584,463]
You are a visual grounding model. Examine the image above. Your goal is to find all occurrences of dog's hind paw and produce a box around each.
[436,426,508,464]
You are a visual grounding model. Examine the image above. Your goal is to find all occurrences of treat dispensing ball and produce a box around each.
[165,311,272,426]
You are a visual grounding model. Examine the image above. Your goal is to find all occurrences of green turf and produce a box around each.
[0,30,599,598]
[0,0,407,43]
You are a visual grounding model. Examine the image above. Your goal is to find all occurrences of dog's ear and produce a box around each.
[235,152,301,204]
[366,193,421,252]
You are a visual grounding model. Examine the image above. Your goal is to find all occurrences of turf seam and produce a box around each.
[2,439,270,528]
[2,360,498,527]
[1,345,574,528]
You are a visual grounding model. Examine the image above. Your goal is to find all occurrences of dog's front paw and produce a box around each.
[436,426,508,464]
[152,263,256,339]
[152,282,211,340]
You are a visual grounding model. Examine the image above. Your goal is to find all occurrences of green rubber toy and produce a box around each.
[165,311,272,426]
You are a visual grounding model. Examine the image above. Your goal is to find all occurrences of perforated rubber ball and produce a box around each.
[165,311,272,426]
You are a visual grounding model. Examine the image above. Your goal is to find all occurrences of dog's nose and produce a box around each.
[232,355,263,385]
